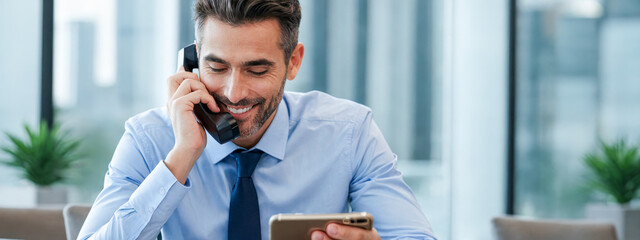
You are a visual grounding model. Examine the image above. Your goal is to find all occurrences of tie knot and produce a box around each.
[230,150,263,178]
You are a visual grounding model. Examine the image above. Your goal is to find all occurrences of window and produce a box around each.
[515,0,640,218]
[53,0,181,202]
[0,0,42,207]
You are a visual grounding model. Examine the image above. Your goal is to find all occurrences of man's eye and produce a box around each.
[210,67,226,73]
[249,70,268,76]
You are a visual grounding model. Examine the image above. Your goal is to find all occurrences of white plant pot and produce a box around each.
[586,203,640,240]
[36,185,68,205]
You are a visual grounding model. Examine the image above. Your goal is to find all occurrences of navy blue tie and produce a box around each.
[228,150,263,240]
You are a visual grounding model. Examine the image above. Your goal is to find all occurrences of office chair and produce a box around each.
[492,216,617,240]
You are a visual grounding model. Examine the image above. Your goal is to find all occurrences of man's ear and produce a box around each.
[286,43,305,80]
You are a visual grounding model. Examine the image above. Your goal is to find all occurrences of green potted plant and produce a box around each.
[584,140,640,240]
[1,121,81,205]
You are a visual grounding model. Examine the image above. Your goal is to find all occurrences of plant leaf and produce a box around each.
[583,139,640,204]
[0,121,82,186]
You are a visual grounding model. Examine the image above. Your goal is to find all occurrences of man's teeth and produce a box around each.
[228,106,252,114]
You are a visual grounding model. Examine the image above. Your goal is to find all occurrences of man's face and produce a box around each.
[198,18,297,139]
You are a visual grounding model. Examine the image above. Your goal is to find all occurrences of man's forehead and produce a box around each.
[199,17,284,63]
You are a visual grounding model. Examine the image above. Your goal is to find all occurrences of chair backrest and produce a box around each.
[0,206,67,240]
[493,216,618,240]
[63,204,92,240]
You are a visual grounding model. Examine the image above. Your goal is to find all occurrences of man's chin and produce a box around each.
[236,121,261,138]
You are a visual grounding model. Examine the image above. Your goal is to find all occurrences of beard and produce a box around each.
[212,74,286,138]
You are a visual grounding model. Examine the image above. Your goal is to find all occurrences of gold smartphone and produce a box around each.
[269,212,373,240]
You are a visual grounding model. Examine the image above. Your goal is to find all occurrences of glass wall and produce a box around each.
[515,0,640,218]
[0,0,42,207]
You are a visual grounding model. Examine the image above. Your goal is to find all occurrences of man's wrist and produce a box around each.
[172,143,204,160]
[164,147,201,184]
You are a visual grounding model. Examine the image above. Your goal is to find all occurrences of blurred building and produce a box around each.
[516,0,640,218]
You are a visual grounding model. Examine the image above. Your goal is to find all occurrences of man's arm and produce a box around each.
[79,66,219,239]
[348,111,437,239]
[77,121,191,240]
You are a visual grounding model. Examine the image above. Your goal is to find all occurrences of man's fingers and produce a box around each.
[172,79,206,99]
[167,71,200,97]
[171,90,216,113]
[311,230,331,240]
[177,65,185,73]
[325,223,379,240]
[326,224,360,240]
[170,79,219,112]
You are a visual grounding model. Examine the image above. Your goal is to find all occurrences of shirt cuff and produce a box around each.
[128,160,191,217]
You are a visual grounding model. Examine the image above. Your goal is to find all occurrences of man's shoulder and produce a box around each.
[124,106,172,133]
[283,91,372,124]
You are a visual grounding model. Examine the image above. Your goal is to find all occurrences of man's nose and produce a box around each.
[223,69,248,104]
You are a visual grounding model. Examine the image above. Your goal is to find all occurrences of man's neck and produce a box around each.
[231,108,278,149]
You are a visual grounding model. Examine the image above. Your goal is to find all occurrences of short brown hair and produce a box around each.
[194,0,301,64]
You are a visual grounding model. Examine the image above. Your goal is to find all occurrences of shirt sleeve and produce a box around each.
[348,111,438,240]
[77,119,191,240]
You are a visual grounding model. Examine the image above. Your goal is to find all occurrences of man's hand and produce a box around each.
[164,66,220,184]
[311,223,381,240]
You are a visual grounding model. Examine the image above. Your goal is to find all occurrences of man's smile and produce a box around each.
[227,105,253,114]
[221,103,258,120]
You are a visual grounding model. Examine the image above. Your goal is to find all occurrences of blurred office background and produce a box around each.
[1,0,639,239]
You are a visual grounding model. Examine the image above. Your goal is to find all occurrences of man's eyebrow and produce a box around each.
[242,59,275,67]
[203,54,274,67]
[204,54,229,65]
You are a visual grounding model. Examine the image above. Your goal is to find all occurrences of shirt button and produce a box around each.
[149,207,154,214]
[160,187,165,194]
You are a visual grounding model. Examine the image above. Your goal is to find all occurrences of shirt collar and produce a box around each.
[204,98,289,164]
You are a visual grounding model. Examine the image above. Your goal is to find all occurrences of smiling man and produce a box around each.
[78,0,436,239]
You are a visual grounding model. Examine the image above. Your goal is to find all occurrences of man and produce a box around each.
[78,0,436,239]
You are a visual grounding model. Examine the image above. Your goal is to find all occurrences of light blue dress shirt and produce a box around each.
[78,91,437,240]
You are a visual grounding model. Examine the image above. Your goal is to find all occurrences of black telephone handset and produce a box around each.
[178,43,240,144]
